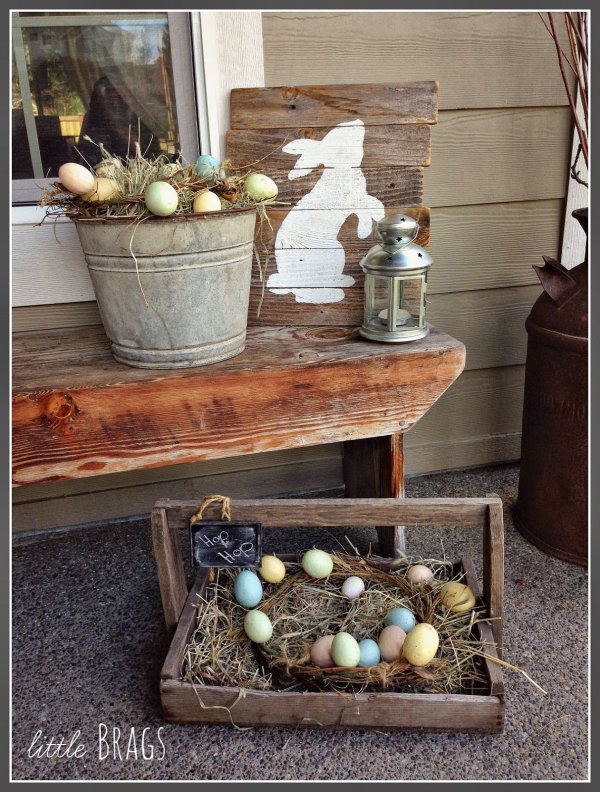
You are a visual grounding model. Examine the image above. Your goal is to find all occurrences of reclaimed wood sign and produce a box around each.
[190,520,263,569]
[226,81,438,326]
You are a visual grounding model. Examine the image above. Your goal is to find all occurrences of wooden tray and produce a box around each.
[152,497,505,733]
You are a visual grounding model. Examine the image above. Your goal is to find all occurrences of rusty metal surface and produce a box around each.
[514,209,588,566]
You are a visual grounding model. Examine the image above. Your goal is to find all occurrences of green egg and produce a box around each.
[243,610,273,643]
[301,548,333,579]
[331,632,361,667]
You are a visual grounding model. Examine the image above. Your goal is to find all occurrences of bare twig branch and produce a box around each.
[546,12,588,168]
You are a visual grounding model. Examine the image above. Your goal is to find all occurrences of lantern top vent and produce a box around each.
[361,214,432,274]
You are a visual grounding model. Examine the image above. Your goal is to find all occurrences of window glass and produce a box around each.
[12,13,180,180]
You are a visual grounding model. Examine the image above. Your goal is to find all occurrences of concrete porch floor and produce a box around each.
[11,463,588,781]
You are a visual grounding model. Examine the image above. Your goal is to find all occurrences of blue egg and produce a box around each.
[195,154,220,178]
[358,638,381,667]
[385,607,417,633]
[233,570,263,608]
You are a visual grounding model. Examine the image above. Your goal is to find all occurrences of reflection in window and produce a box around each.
[12,13,180,179]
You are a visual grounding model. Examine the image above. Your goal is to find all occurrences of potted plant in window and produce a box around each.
[40,140,278,369]
[513,12,589,565]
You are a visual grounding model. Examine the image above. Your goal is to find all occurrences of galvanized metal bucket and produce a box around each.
[74,206,257,369]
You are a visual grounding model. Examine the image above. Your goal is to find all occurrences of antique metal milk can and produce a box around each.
[513,208,588,566]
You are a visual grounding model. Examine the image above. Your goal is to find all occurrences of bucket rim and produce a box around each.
[71,205,257,226]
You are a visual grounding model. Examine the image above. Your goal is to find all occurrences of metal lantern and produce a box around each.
[359,214,432,343]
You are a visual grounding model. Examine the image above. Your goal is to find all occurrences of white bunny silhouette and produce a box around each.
[267,119,385,304]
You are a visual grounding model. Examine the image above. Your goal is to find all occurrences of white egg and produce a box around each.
[341,576,365,600]
[58,162,96,196]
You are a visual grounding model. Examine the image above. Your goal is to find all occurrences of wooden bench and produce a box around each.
[11,81,465,556]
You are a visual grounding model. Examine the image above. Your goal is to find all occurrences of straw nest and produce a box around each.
[39,138,280,221]
[183,552,498,696]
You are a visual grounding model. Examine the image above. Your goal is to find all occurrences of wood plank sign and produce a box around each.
[190,520,263,569]
[227,82,438,326]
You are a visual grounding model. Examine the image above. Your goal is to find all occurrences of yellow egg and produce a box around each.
[402,623,440,666]
[58,162,96,195]
[406,564,433,585]
[439,582,476,613]
[310,635,335,668]
[81,177,120,204]
[377,625,406,662]
[192,190,222,213]
[259,555,286,584]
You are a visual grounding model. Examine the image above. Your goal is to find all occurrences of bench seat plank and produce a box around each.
[12,325,464,487]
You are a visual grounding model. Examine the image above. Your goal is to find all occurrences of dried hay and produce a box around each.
[183,551,502,697]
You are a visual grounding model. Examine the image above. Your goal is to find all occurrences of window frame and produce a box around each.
[11,10,200,206]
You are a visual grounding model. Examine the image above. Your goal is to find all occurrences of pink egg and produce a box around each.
[406,564,434,585]
[378,625,407,662]
[58,162,96,196]
[310,635,335,668]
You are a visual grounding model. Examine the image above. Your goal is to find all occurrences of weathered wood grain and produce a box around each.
[227,124,432,169]
[264,165,423,205]
[153,498,495,532]
[484,499,505,654]
[230,82,439,129]
[152,507,190,635]
[12,326,465,486]
[160,677,504,731]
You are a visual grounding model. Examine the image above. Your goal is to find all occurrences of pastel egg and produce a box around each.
[95,158,122,178]
[358,638,381,667]
[301,548,333,579]
[243,610,272,643]
[341,575,365,600]
[385,607,417,633]
[439,582,476,613]
[331,632,361,668]
[402,622,439,666]
[144,181,178,216]
[195,154,220,178]
[233,569,263,608]
[192,190,222,213]
[406,564,434,585]
[58,162,96,195]
[81,177,119,204]
[378,625,407,662]
[259,555,286,584]
[244,172,278,201]
[310,635,335,668]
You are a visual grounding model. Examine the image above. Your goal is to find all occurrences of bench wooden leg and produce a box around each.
[342,433,406,558]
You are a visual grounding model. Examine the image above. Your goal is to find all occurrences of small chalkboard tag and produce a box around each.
[190,520,262,569]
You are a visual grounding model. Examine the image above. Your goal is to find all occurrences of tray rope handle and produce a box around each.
[152,494,232,636]
[190,494,231,524]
